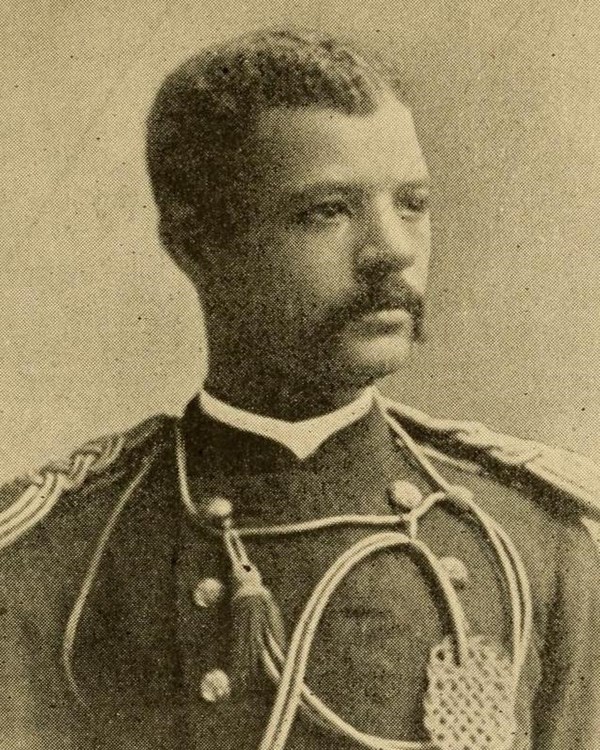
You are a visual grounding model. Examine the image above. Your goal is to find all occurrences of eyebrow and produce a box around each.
[280,178,431,197]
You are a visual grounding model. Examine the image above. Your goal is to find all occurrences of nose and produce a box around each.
[355,198,424,281]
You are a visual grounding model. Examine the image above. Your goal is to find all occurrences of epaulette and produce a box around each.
[0,415,169,552]
[382,397,600,522]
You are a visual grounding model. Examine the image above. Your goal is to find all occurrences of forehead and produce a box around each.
[246,95,428,190]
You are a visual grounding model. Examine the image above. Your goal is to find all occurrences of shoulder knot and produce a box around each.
[381,397,600,522]
[0,414,170,551]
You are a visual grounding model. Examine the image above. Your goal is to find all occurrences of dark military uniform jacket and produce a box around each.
[0,395,599,749]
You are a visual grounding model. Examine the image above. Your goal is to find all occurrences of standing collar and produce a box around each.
[199,387,377,460]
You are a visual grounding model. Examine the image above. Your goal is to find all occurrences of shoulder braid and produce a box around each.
[382,397,600,522]
[0,415,169,552]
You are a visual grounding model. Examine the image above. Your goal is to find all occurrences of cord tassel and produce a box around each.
[226,533,286,692]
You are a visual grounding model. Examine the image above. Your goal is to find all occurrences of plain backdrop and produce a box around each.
[2,0,600,482]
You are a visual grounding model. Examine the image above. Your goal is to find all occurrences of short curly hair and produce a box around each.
[146,28,407,250]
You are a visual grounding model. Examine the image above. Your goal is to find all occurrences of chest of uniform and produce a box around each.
[167,475,531,749]
[48,438,545,748]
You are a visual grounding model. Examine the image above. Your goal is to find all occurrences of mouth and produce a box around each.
[352,307,413,334]
[318,285,425,343]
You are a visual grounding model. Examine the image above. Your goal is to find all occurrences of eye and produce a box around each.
[396,188,430,217]
[296,199,352,228]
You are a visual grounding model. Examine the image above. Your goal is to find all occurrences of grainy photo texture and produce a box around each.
[1,4,599,749]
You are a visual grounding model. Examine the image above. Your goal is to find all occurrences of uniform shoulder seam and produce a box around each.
[419,444,484,475]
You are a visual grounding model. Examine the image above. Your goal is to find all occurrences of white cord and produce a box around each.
[62,452,159,708]
[175,414,532,749]
[257,532,470,750]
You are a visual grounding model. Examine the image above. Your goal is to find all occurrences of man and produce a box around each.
[0,28,598,750]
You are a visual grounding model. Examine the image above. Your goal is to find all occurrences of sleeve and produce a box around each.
[533,520,600,750]
[0,539,72,749]
[0,568,39,748]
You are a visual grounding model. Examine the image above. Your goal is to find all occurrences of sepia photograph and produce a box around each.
[1,1,599,748]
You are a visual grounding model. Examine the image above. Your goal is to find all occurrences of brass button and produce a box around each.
[388,480,423,512]
[200,669,231,703]
[204,497,233,524]
[440,556,469,587]
[192,577,224,608]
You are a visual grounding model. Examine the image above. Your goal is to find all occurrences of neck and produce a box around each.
[204,356,367,422]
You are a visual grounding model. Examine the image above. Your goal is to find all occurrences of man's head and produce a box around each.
[146,29,430,401]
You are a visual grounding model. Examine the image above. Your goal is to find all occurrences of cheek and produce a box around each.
[278,231,355,291]
[404,226,432,293]
[242,233,352,315]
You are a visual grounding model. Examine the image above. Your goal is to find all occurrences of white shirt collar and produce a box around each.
[199,387,376,460]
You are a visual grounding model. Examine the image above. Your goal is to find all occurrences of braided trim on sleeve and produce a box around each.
[0,433,126,552]
[383,398,600,522]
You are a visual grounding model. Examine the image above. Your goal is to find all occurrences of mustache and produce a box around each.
[320,283,426,342]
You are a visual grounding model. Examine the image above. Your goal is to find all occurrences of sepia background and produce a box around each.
[1,0,600,483]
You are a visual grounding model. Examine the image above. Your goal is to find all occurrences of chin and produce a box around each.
[335,334,414,387]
